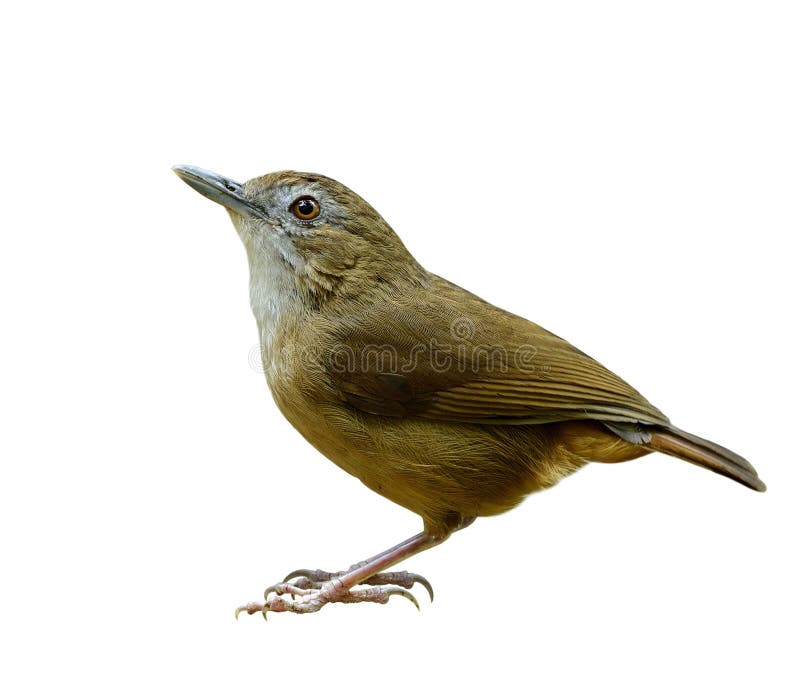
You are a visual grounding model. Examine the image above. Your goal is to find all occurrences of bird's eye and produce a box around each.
[290,196,321,221]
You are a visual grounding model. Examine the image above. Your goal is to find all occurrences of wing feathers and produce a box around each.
[326,275,669,427]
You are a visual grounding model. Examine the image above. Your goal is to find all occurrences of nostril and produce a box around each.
[225,183,237,192]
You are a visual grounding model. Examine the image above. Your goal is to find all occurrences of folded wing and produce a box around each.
[328,275,669,427]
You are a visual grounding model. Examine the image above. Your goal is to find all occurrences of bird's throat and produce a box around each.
[246,245,306,379]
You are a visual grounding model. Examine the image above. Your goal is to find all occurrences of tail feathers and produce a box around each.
[646,425,766,492]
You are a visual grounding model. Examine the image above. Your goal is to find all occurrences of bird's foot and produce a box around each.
[234,568,433,618]
[285,566,434,601]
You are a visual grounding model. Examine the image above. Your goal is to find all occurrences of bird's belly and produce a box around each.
[269,384,586,532]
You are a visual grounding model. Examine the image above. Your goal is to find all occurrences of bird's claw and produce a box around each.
[282,568,326,583]
[234,601,269,620]
[283,568,434,602]
[235,577,424,618]
[370,571,433,603]
[389,587,420,611]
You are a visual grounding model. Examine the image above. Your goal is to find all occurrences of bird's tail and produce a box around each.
[645,425,766,492]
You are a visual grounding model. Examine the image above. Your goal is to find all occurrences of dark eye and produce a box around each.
[290,196,321,221]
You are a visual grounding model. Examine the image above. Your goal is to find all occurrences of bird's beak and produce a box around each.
[172,165,269,221]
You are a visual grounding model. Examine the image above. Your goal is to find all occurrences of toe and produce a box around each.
[234,601,265,619]
[283,568,333,583]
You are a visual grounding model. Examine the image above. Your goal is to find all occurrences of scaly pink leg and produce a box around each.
[235,531,441,618]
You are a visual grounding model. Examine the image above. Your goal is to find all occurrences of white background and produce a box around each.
[2,2,798,687]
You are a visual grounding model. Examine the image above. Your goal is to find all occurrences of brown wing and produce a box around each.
[327,275,669,427]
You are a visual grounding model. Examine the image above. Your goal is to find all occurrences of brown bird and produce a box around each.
[173,165,765,617]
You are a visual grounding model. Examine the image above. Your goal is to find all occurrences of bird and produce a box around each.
[172,164,765,617]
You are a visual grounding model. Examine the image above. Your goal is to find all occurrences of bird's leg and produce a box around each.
[235,531,442,617]
[282,531,436,598]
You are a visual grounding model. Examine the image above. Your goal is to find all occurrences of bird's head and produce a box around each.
[173,166,424,311]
